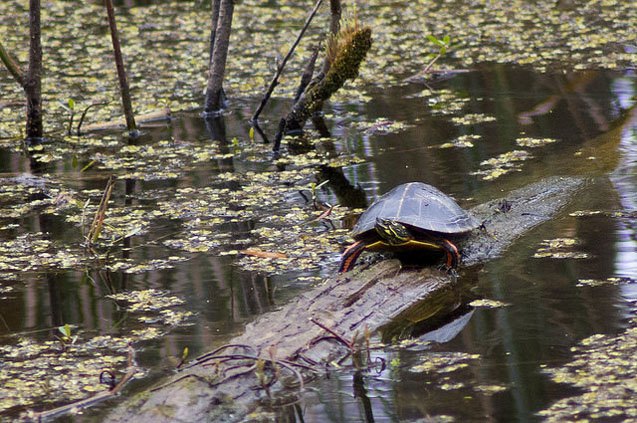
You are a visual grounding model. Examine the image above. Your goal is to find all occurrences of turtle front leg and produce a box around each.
[339,240,367,273]
[438,238,460,270]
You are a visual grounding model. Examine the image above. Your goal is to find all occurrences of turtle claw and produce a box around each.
[437,263,458,278]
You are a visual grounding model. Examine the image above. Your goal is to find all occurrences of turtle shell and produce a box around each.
[351,182,479,239]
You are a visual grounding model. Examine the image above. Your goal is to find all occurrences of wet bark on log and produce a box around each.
[107,176,585,423]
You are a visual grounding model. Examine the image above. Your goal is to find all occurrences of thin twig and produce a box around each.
[0,40,25,86]
[110,343,138,394]
[294,46,319,103]
[187,343,256,368]
[210,364,258,388]
[309,334,348,348]
[251,0,324,122]
[87,176,115,246]
[422,52,442,74]
[273,359,306,391]
[310,317,353,349]
[104,0,138,135]
[77,102,107,135]
[278,358,320,374]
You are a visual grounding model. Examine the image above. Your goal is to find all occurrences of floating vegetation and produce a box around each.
[0,335,131,415]
[1,0,633,137]
[538,318,637,421]
[91,140,227,181]
[0,131,361,277]
[439,134,482,149]
[439,382,466,391]
[147,160,356,275]
[469,299,510,308]
[352,118,412,135]
[451,113,497,126]
[472,150,533,181]
[107,289,187,312]
[408,351,510,397]
[410,351,480,374]
[392,338,431,351]
[106,257,189,274]
[515,137,559,148]
[474,384,508,395]
[0,233,85,274]
[107,289,193,327]
[0,284,14,299]
[570,210,637,219]
[418,89,471,115]
[0,176,78,219]
[533,237,589,259]
[576,277,636,288]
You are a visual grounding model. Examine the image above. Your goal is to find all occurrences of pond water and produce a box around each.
[1,0,636,422]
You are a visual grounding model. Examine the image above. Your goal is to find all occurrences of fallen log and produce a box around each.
[106,176,585,422]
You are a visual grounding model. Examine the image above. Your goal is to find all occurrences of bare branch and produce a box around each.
[251,0,324,122]
[0,40,25,86]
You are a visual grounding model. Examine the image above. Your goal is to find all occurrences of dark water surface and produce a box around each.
[1,61,636,423]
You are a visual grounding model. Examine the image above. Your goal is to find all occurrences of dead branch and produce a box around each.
[252,0,325,122]
[0,40,25,86]
[104,0,137,136]
[277,22,372,139]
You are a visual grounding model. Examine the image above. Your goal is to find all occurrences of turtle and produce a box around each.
[339,182,479,272]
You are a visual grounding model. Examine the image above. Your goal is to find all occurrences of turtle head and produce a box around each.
[375,218,413,245]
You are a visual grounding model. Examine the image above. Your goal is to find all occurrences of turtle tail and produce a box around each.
[339,240,366,273]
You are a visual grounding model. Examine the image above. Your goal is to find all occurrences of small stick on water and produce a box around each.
[87,176,115,246]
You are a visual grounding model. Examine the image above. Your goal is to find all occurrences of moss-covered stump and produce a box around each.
[284,24,373,134]
[106,176,585,423]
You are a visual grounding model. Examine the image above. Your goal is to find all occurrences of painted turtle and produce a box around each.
[339,182,479,272]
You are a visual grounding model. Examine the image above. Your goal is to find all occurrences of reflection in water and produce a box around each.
[610,79,637,287]
[319,165,368,210]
